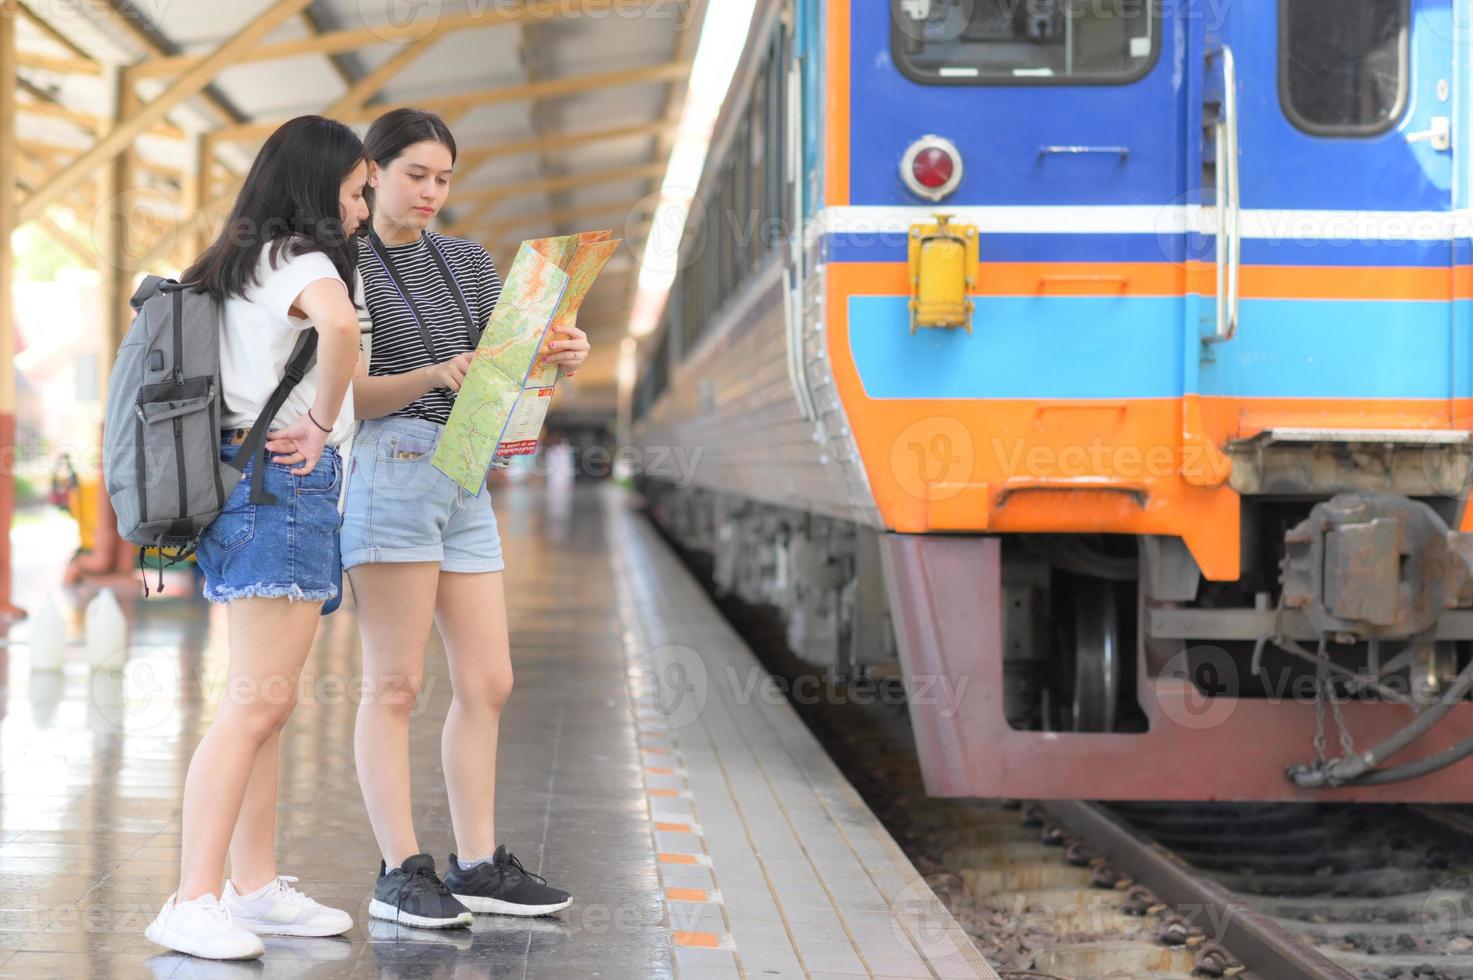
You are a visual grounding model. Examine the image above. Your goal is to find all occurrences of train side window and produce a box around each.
[677,269,689,353]
[678,262,695,355]
[1279,0,1409,137]
[703,194,720,334]
[725,155,739,297]
[773,28,790,234]
[748,65,768,269]
[651,330,669,404]
[891,0,1158,85]
[734,112,753,275]
[694,210,708,338]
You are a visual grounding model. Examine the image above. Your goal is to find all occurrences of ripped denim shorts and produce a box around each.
[194,436,344,605]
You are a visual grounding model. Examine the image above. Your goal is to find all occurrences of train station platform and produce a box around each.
[0,477,996,979]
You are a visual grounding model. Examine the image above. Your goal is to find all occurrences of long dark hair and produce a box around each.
[184,115,367,300]
[362,108,458,213]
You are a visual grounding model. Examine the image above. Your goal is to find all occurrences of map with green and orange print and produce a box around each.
[433,231,620,494]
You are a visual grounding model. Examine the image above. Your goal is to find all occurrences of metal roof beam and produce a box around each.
[297,7,357,89]
[461,119,675,173]
[457,161,665,208]
[17,0,314,226]
[211,59,692,144]
[446,120,673,236]
[127,0,667,79]
[103,0,249,125]
[329,31,442,115]
[476,200,640,241]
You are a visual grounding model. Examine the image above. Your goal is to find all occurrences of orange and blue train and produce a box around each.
[629,0,1473,801]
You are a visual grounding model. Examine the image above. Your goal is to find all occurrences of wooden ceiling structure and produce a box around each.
[2,0,706,422]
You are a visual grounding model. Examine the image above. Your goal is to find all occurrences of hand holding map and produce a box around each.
[432,230,621,494]
[523,231,618,389]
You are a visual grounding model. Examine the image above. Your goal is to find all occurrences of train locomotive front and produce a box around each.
[630,0,1473,801]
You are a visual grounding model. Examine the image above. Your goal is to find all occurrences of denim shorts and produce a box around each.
[195,437,345,605]
[341,416,505,574]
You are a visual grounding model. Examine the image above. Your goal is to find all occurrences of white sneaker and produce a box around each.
[222,875,353,937]
[144,892,265,960]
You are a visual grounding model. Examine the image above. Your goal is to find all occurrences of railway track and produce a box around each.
[652,515,1473,980]
[852,703,1473,979]
[830,685,1473,980]
[1093,802,1473,980]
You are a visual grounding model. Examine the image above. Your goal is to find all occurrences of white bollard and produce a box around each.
[85,588,127,672]
[28,593,67,672]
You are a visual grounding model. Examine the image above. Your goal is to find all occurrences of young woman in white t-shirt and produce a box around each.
[143,115,369,961]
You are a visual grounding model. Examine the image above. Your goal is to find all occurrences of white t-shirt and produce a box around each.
[219,243,356,447]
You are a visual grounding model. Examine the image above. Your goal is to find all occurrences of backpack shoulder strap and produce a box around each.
[130,276,170,312]
[225,329,319,505]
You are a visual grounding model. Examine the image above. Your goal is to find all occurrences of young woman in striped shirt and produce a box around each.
[342,108,587,928]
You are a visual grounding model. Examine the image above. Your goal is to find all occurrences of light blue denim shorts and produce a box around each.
[196,438,344,604]
[341,416,505,574]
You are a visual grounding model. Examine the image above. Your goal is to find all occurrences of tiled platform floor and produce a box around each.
[0,475,995,979]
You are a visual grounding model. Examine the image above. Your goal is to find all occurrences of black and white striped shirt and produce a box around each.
[357,231,503,425]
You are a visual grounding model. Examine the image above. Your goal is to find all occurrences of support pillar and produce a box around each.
[0,2,25,620]
[67,63,136,582]
[178,128,208,268]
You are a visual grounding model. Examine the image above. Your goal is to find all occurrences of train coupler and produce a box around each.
[1281,492,1473,642]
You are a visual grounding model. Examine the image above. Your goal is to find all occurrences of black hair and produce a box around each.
[362,107,458,212]
[183,115,367,300]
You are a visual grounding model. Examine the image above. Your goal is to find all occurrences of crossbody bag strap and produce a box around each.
[423,233,481,348]
[366,230,479,362]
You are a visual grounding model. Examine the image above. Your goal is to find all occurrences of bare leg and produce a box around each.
[348,561,441,867]
[177,597,324,901]
[434,570,513,860]
[226,730,282,894]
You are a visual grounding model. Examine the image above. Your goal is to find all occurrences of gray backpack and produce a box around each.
[101,277,317,595]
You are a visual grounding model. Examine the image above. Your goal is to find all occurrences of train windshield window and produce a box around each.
[1280,0,1408,135]
[891,0,1158,85]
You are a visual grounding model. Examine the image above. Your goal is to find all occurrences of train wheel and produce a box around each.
[1066,576,1123,732]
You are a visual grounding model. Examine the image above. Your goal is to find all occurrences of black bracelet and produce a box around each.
[307,408,332,434]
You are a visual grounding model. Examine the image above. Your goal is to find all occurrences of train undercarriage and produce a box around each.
[637,434,1473,801]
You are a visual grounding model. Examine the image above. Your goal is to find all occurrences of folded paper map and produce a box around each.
[433,230,621,493]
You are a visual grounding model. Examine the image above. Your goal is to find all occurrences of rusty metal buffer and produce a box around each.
[1281,493,1473,642]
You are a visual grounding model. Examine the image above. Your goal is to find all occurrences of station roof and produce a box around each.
[10,0,705,413]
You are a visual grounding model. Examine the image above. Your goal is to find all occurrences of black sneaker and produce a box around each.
[369,853,473,929]
[444,846,573,916]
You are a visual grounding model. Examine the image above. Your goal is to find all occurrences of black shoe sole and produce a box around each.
[450,893,572,916]
[368,899,473,929]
